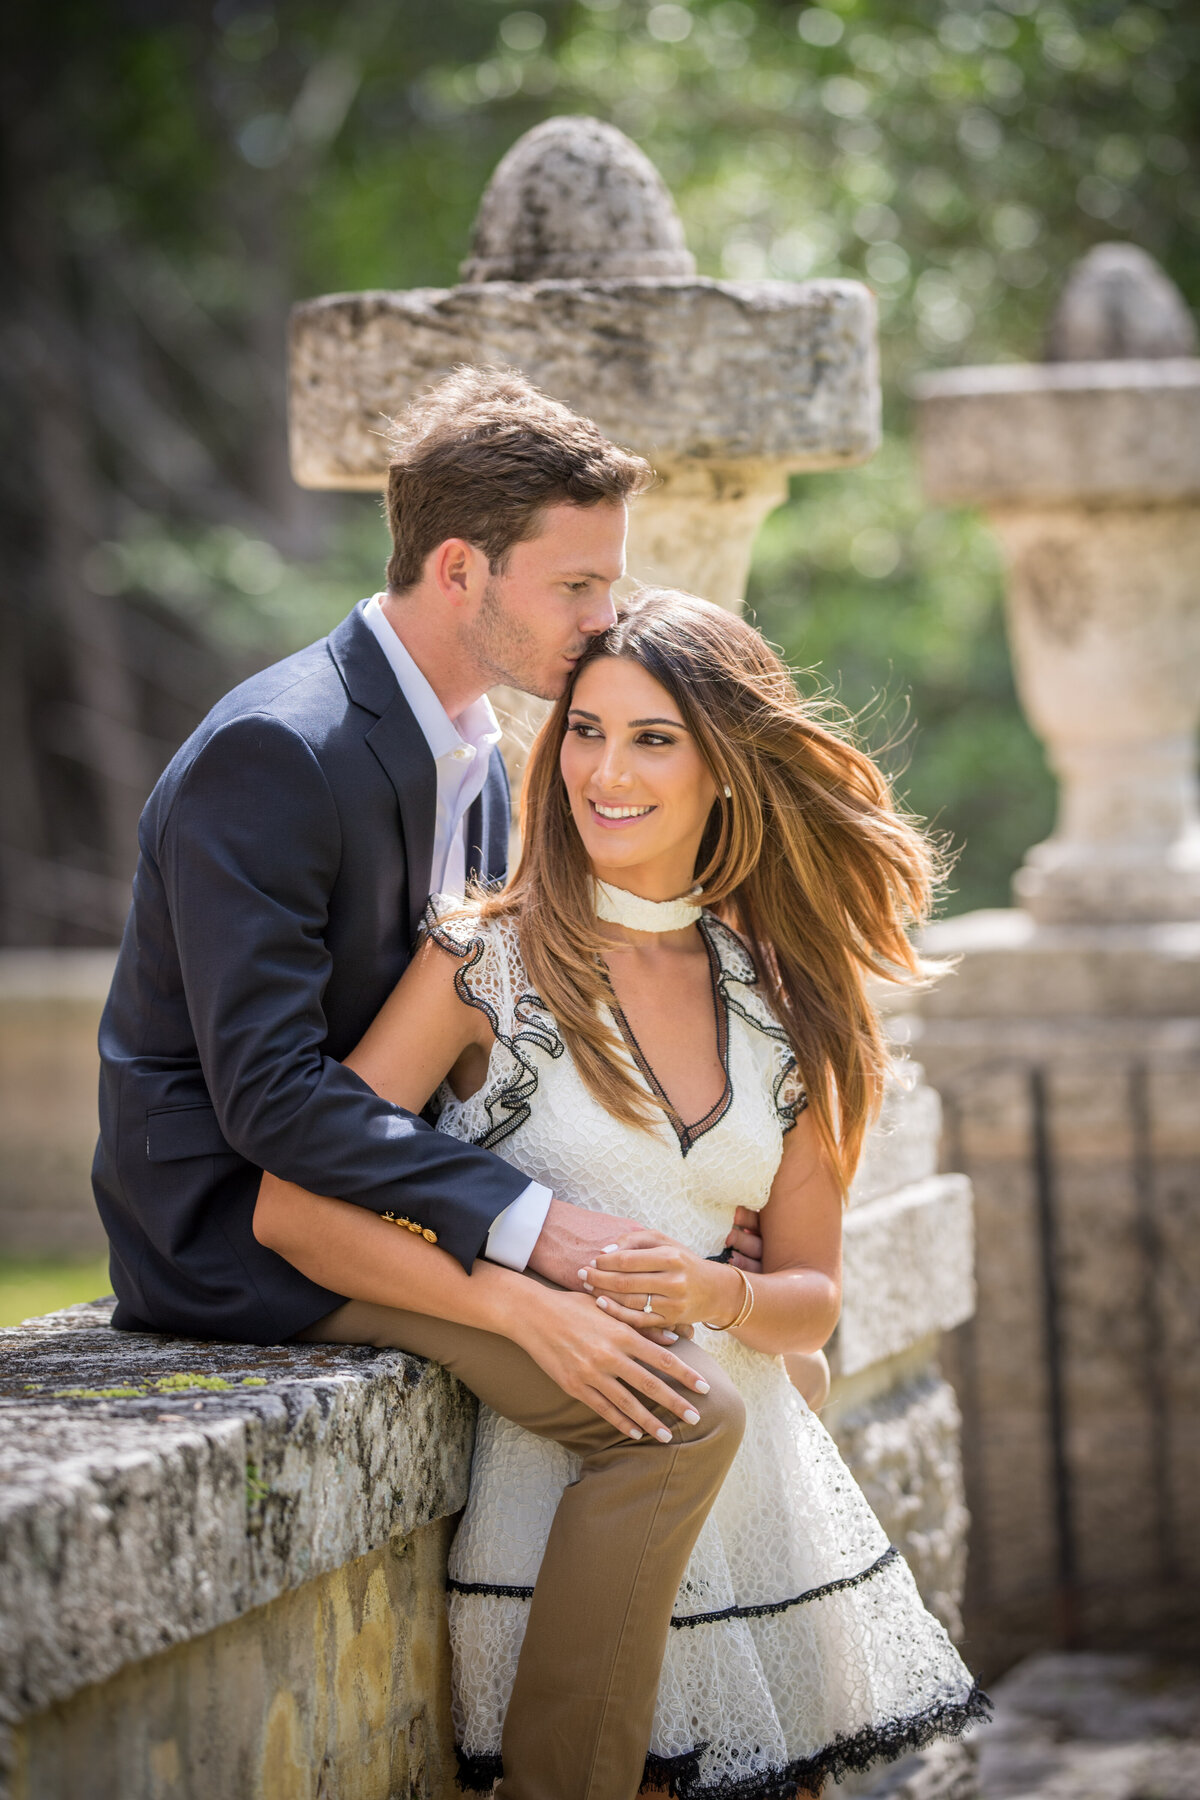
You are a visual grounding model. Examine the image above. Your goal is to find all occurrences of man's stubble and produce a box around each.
[468,577,574,704]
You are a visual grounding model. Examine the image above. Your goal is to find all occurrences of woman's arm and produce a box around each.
[256,1183,707,1439]
[254,938,710,1438]
[583,1109,843,1357]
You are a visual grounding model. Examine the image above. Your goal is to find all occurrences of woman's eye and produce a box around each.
[638,732,674,747]
[569,722,602,738]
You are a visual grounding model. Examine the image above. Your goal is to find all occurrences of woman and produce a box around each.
[258,589,986,1797]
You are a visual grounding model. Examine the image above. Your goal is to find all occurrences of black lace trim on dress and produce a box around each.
[670,1545,900,1627]
[454,1746,502,1792]
[453,1682,992,1796]
[422,909,564,1152]
[447,1544,900,1627]
[701,916,808,1135]
[643,1745,710,1793]
[607,917,732,1157]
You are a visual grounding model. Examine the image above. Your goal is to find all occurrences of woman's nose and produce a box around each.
[595,744,632,790]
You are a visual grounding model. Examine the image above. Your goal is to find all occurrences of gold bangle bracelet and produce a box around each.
[703,1265,755,1332]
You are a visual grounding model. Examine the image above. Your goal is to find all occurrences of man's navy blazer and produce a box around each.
[93,604,530,1345]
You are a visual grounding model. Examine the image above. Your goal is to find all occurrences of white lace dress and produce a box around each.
[426,903,986,1800]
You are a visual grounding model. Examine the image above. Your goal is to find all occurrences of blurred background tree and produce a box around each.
[1,0,1196,941]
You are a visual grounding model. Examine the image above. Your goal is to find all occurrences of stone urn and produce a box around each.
[913,244,1200,925]
[288,115,879,613]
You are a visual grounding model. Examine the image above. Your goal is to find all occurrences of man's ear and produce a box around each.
[430,537,484,606]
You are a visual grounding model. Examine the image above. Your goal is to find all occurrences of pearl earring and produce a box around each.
[723,785,732,799]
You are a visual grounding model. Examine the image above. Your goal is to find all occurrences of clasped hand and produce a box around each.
[581,1226,747,1333]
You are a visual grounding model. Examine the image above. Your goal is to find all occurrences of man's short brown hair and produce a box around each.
[383,366,653,593]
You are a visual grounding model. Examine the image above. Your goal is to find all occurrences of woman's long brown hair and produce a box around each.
[469,588,944,1193]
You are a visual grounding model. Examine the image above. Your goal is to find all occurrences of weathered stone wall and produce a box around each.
[0,1300,475,1800]
[11,1520,458,1800]
[896,911,1200,1672]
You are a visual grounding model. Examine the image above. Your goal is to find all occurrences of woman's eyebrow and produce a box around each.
[567,708,690,730]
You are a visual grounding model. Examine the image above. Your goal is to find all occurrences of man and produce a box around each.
[94,367,755,1800]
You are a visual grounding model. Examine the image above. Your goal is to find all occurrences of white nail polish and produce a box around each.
[694,1380,710,1394]
[683,1408,701,1425]
[662,1331,679,1342]
[601,1244,620,1254]
[655,1427,673,1443]
[629,1427,643,1439]
[597,1297,609,1309]
[577,1269,589,1282]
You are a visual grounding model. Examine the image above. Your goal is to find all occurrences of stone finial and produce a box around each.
[460,116,697,284]
[913,239,1200,924]
[1045,243,1197,363]
[290,114,879,604]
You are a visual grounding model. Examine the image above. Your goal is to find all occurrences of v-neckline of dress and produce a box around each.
[606,915,733,1158]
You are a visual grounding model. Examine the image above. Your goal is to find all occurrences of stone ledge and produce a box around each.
[912,358,1200,506]
[0,1302,474,1722]
[288,277,879,488]
[836,1177,975,1379]
[909,909,1200,1019]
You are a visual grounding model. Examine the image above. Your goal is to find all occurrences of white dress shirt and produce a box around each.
[361,596,552,1271]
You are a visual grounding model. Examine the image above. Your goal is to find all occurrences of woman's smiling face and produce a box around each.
[559,655,718,896]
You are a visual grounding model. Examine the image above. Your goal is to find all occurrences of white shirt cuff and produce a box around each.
[484,1181,554,1271]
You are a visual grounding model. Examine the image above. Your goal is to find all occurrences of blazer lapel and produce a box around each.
[328,607,436,945]
[367,698,437,945]
[328,604,398,716]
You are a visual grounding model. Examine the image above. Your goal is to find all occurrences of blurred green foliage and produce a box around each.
[3,0,1197,929]
[0,1257,112,1330]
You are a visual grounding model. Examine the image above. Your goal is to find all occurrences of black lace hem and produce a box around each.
[422,908,564,1152]
[454,1746,502,1791]
[447,1544,900,1627]
[452,1682,991,1796]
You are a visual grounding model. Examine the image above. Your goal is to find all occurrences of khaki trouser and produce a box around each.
[298,1298,745,1800]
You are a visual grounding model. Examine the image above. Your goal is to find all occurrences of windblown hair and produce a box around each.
[384,366,654,592]
[472,588,944,1194]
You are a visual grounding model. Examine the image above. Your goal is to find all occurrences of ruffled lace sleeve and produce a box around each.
[701,915,809,1134]
[419,897,564,1150]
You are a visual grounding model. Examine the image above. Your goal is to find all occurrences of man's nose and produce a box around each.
[580,588,619,635]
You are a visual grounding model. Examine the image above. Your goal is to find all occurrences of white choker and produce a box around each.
[593,879,703,934]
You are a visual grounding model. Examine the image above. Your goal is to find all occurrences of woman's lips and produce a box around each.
[587,799,657,830]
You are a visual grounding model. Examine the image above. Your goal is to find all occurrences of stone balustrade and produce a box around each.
[908,244,1200,1670]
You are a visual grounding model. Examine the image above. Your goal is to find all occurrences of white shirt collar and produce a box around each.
[361,595,501,764]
